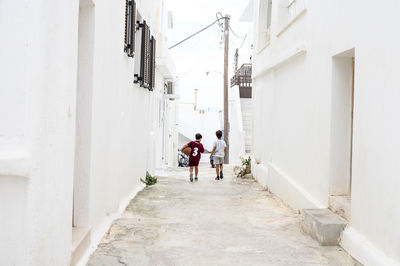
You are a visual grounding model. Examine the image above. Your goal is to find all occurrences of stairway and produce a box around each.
[240,98,252,153]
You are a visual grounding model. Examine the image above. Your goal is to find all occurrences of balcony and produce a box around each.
[231,63,252,98]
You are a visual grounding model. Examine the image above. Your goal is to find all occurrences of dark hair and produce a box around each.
[216,130,223,139]
[195,133,202,140]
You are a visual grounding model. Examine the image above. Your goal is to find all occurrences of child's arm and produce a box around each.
[209,146,216,158]
[180,143,188,151]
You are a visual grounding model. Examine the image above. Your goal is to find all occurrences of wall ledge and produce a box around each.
[253,43,307,79]
[341,226,399,266]
[252,161,325,210]
[0,150,31,178]
[276,8,307,38]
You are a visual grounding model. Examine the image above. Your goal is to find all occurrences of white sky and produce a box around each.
[167,0,252,111]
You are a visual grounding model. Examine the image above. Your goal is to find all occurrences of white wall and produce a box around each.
[179,105,222,152]
[153,71,167,169]
[80,0,178,263]
[0,0,79,265]
[241,98,253,153]
[0,0,176,265]
[252,0,329,209]
[152,71,178,169]
[166,100,179,167]
[251,0,400,265]
[87,0,152,233]
[229,85,246,164]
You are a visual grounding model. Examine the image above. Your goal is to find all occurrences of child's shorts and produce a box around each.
[189,158,200,166]
[214,156,224,165]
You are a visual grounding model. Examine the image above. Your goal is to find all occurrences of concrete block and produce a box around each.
[301,208,347,246]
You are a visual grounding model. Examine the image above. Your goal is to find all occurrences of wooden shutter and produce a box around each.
[140,21,151,88]
[124,0,130,54]
[129,1,136,57]
[135,20,155,91]
[124,0,136,57]
[149,36,156,91]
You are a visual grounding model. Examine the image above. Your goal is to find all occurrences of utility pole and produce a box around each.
[194,89,198,111]
[223,15,230,164]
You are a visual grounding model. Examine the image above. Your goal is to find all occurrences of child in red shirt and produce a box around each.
[181,133,204,182]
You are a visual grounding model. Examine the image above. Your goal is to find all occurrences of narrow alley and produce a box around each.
[87,164,356,266]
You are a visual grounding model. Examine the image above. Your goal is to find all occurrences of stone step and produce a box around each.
[240,102,252,108]
[243,125,251,129]
[301,209,347,246]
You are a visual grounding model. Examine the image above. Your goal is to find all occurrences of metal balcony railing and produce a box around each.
[231,64,252,88]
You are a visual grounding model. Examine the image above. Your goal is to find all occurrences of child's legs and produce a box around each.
[215,164,220,175]
[189,166,194,175]
[214,157,223,170]
[219,164,223,172]
[195,166,199,176]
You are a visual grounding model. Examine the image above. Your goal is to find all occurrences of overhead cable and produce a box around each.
[229,25,247,39]
[169,17,227,49]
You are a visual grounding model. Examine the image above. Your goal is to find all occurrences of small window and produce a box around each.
[257,0,273,50]
[124,0,136,57]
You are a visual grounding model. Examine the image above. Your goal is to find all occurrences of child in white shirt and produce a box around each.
[210,130,227,180]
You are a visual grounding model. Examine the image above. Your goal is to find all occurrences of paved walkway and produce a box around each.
[87,164,357,266]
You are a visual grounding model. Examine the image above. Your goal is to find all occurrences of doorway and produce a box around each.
[329,48,355,220]
[71,0,95,263]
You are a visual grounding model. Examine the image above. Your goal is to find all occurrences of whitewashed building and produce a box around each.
[0,0,177,265]
[228,4,255,164]
[249,0,400,265]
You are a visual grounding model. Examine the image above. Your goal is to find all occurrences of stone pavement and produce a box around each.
[87,164,358,266]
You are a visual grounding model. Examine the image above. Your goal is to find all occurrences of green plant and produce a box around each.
[141,171,157,186]
[237,156,251,177]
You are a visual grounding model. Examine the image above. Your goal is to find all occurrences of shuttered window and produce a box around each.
[124,0,136,57]
[140,21,151,88]
[149,36,156,91]
[134,20,156,91]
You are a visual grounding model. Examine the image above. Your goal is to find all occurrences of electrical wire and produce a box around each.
[229,25,246,39]
[217,11,246,41]
[169,17,227,49]
[169,13,247,51]
[215,12,225,28]
[238,34,248,50]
